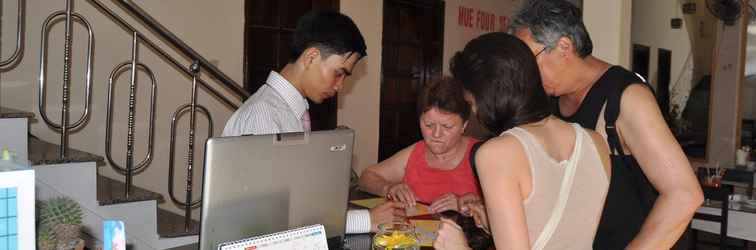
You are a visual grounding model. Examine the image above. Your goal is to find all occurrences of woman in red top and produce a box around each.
[359,78,482,213]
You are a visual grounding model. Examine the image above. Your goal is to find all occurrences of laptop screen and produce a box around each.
[198,129,354,250]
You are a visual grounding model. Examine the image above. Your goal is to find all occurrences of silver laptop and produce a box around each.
[199,128,354,250]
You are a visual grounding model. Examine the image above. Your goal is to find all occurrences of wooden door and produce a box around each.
[379,0,444,160]
[244,0,339,131]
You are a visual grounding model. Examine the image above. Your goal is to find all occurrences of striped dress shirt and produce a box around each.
[222,71,309,137]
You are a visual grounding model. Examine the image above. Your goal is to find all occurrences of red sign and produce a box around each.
[458,6,508,32]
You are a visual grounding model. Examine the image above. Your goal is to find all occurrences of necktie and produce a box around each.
[302,110,311,132]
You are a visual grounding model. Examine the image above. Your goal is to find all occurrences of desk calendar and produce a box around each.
[218,224,328,250]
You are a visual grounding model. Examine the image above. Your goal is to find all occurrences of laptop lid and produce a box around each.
[199,128,354,250]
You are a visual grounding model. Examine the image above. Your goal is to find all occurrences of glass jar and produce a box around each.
[372,222,420,250]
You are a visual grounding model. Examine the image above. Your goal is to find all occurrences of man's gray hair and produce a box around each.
[507,0,593,58]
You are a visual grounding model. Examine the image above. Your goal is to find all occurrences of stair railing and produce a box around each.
[33,0,249,232]
[113,0,249,100]
[104,31,157,198]
[38,0,94,159]
[168,61,212,232]
[87,0,229,231]
[0,0,25,70]
[86,0,246,109]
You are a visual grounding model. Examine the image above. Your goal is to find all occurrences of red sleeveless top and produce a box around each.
[402,138,481,204]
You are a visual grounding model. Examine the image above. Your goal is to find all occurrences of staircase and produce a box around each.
[1,107,202,249]
[1,0,248,249]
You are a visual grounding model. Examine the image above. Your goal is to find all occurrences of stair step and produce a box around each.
[97,175,164,205]
[29,137,106,166]
[0,106,35,120]
[157,208,200,238]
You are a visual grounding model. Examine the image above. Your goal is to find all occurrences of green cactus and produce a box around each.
[37,197,84,247]
[38,197,83,227]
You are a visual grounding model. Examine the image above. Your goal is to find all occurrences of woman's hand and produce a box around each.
[430,193,461,213]
[464,202,489,233]
[385,183,417,206]
[434,218,473,250]
[458,193,482,215]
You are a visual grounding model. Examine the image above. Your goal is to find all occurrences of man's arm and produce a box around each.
[618,84,704,249]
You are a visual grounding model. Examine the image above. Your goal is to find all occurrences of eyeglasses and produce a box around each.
[535,47,547,57]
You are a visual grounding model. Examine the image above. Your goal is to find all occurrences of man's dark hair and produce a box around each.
[507,0,593,58]
[417,78,471,121]
[290,10,367,62]
[451,32,552,135]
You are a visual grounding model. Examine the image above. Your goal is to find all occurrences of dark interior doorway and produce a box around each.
[379,0,444,160]
[243,0,340,131]
[632,44,650,82]
[657,48,672,117]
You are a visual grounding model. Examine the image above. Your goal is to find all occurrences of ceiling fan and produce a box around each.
[705,0,743,25]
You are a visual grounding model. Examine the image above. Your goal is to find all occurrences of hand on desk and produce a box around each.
[369,201,407,232]
[385,183,417,206]
[431,193,462,213]
[458,193,481,210]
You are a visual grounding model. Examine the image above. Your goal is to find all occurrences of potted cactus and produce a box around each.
[37,228,56,250]
[36,197,84,250]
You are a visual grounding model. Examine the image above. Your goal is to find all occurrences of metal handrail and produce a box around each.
[113,0,250,101]
[85,0,228,226]
[86,0,244,110]
[38,0,94,159]
[0,0,25,69]
[31,0,242,231]
[104,61,156,180]
[168,61,212,231]
[104,31,157,198]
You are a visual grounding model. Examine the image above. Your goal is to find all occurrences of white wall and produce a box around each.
[0,0,243,217]
[631,0,691,92]
[338,1,383,176]
[584,0,631,67]
[442,0,521,74]
[631,0,745,166]
[631,0,716,115]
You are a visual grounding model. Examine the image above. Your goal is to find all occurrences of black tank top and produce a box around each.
[557,66,662,249]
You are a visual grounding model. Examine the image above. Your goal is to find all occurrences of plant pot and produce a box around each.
[53,224,81,246]
[38,240,56,250]
[56,238,84,250]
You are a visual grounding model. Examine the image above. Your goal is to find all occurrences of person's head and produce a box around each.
[450,32,552,135]
[289,10,367,103]
[417,78,471,155]
[508,0,591,96]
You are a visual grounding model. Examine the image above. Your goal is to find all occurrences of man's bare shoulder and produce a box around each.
[619,83,658,113]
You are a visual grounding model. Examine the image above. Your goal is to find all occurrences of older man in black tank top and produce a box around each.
[508,1,703,249]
